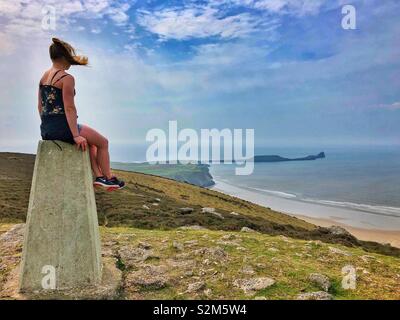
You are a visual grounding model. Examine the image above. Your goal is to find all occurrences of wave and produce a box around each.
[246,187,298,199]
[301,198,400,218]
[236,184,400,218]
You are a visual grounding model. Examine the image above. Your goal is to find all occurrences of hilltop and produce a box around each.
[0,152,399,300]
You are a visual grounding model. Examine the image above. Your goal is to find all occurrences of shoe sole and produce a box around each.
[94,182,125,191]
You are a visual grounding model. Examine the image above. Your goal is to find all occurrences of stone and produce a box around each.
[19,141,102,292]
[241,265,255,275]
[138,241,152,250]
[230,212,240,216]
[186,281,206,293]
[179,225,208,231]
[179,207,194,214]
[328,226,352,237]
[124,264,168,291]
[297,291,333,300]
[173,241,184,251]
[233,277,275,294]
[309,273,331,292]
[240,227,257,233]
[329,246,352,256]
[201,207,216,214]
[118,246,154,266]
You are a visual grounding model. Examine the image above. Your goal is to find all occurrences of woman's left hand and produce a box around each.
[74,135,88,152]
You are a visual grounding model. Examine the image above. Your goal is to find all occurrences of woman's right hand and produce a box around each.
[74,135,88,151]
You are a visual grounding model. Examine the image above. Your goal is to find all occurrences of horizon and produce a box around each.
[1,0,399,159]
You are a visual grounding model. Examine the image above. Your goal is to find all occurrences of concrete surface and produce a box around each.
[19,140,102,292]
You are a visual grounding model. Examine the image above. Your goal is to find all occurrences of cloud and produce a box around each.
[0,0,132,43]
[377,102,400,111]
[211,0,330,16]
[137,5,274,40]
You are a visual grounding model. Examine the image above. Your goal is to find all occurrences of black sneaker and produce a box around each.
[94,176,125,191]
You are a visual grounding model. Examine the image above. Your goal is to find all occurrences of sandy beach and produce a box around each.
[211,180,400,248]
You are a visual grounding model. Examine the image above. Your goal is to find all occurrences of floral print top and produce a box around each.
[40,85,65,116]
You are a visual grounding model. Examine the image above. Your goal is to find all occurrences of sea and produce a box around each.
[209,145,400,230]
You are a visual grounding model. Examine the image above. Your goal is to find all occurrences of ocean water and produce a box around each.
[209,146,400,220]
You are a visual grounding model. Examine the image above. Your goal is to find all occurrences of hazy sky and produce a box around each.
[0,0,399,158]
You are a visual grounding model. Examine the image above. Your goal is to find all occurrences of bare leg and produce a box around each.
[89,144,103,178]
[79,125,112,179]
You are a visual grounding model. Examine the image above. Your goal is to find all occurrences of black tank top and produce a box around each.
[39,70,77,144]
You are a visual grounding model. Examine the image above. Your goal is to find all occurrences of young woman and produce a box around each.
[38,38,124,190]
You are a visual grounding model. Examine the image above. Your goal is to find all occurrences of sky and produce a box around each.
[0,0,399,160]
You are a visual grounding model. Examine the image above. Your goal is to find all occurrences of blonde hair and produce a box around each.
[49,38,88,66]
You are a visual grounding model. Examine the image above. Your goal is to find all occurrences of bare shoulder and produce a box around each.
[62,72,75,85]
[39,71,50,85]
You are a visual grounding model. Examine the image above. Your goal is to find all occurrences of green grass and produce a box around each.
[100,226,400,300]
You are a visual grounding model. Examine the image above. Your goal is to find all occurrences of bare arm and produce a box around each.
[62,75,87,151]
[62,75,79,138]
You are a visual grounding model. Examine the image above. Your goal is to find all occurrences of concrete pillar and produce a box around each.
[19,140,102,292]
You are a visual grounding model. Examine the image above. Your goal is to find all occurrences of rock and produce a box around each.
[241,265,255,275]
[179,225,208,231]
[201,207,224,219]
[0,224,25,243]
[193,247,227,259]
[151,203,159,206]
[172,241,184,251]
[204,288,212,297]
[329,246,352,256]
[240,227,257,233]
[221,234,238,241]
[125,267,167,290]
[230,212,240,216]
[309,273,331,292]
[154,198,161,202]
[142,205,150,210]
[186,281,206,293]
[233,277,275,294]
[118,246,155,266]
[328,226,352,237]
[138,241,152,250]
[201,207,216,213]
[360,255,376,263]
[297,291,333,300]
[212,212,224,219]
[179,207,194,214]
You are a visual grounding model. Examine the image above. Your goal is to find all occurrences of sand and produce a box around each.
[211,180,400,248]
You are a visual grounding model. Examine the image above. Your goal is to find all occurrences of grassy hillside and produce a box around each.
[1,152,399,259]
[1,223,399,300]
[111,162,215,187]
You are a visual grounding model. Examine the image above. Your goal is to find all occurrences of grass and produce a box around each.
[99,226,400,300]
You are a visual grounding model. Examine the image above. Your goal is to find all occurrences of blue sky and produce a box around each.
[0,0,399,159]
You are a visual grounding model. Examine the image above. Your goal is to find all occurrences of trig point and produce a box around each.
[19,140,102,293]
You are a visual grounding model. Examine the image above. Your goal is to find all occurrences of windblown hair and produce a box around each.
[49,38,88,66]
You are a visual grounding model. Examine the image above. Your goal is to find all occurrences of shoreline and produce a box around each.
[211,179,400,248]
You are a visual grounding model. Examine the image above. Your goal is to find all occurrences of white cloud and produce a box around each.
[0,0,132,44]
[377,102,400,111]
[211,0,331,16]
[137,5,273,40]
